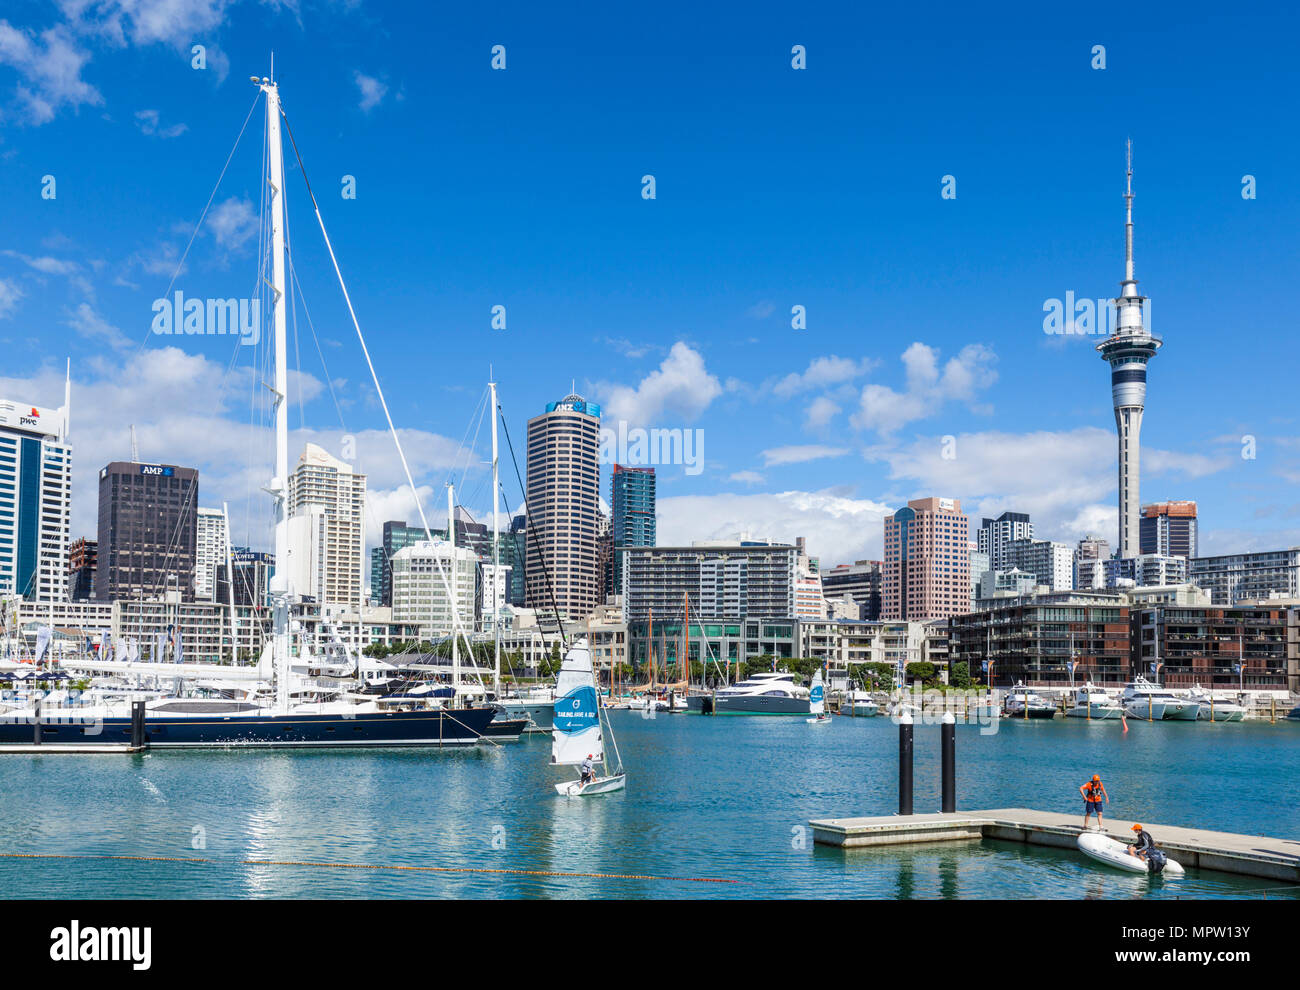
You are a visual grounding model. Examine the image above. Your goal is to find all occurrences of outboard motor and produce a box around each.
[1147,848,1168,875]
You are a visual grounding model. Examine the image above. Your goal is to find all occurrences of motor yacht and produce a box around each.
[685,672,810,714]
[1065,682,1124,719]
[1121,676,1199,721]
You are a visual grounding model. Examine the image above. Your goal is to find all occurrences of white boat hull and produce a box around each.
[1196,703,1246,722]
[1124,699,1199,721]
[806,715,832,725]
[1066,703,1124,719]
[1077,831,1184,877]
[555,774,627,797]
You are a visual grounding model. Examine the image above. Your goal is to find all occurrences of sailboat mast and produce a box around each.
[448,483,459,703]
[682,590,689,687]
[490,379,501,698]
[223,500,237,665]
[258,73,291,713]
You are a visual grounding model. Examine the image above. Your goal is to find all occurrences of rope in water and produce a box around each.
[0,852,739,885]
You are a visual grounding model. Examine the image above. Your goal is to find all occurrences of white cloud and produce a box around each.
[595,341,722,428]
[0,277,23,318]
[3,250,80,275]
[729,470,764,485]
[657,489,894,563]
[65,302,129,350]
[746,300,775,319]
[206,197,257,252]
[761,444,850,467]
[772,355,873,399]
[0,22,102,124]
[804,395,840,430]
[354,71,388,112]
[134,107,186,137]
[851,342,998,436]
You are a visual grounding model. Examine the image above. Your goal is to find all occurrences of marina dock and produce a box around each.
[809,808,1300,883]
[0,743,144,754]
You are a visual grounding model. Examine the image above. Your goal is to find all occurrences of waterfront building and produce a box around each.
[622,540,796,624]
[1133,604,1290,692]
[194,507,227,601]
[1140,500,1198,559]
[368,546,384,604]
[948,591,1133,687]
[610,464,655,595]
[389,540,479,640]
[883,497,971,621]
[287,443,365,606]
[0,389,72,602]
[1004,538,1075,591]
[978,567,1041,602]
[798,619,882,667]
[67,537,96,601]
[94,461,198,602]
[480,561,512,627]
[794,537,825,620]
[977,510,1033,570]
[821,559,883,620]
[1097,144,1162,557]
[525,392,601,619]
[1188,548,1300,606]
[825,594,860,621]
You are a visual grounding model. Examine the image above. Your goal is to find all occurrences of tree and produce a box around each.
[949,661,971,689]
[906,661,938,687]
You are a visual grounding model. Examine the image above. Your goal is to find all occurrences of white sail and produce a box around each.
[809,669,825,715]
[34,625,52,664]
[551,639,603,766]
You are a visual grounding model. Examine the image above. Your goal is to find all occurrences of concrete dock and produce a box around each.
[809,808,1300,883]
[0,743,143,754]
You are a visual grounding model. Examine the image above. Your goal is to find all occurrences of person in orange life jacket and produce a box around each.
[1128,823,1155,860]
[1079,774,1109,829]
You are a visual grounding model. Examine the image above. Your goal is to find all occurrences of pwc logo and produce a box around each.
[18,408,40,427]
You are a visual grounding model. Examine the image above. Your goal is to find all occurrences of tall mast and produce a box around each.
[223,500,236,664]
[257,72,291,712]
[448,483,459,702]
[490,379,501,698]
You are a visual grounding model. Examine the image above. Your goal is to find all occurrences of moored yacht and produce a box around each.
[685,671,810,714]
[1185,685,1247,722]
[1121,676,1199,721]
[1002,681,1057,719]
[1065,682,1124,719]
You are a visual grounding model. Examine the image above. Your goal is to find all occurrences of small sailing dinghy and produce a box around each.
[551,639,626,797]
[1076,830,1184,877]
[806,669,831,725]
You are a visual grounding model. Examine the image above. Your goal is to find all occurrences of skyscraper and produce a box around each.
[821,560,883,620]
[94,461,199,602]
[1140,501,1198,560]
[611,463,655,595]
[286,443,366,605]
[525,391,601,619]
[882,497,971,621]
[1098,142,1162,558]
[0,390,71,602]
[194,506,228,600]
[977,511,1033,570]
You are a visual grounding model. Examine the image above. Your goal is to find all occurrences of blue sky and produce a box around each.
[1,1,1298,568]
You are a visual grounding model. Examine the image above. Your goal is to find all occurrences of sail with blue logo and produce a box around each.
[809,669,825,715]
[551,640,604,766]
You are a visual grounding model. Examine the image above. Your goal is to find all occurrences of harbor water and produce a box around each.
[2,712,1297,899]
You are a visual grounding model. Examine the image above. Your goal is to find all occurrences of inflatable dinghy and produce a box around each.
[1077,830,1184,877]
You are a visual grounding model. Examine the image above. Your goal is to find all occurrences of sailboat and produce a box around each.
[0,70,499,748]
[551,638,626,796]
[805,667,831,724]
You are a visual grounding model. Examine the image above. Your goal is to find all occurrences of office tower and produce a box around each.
[611,464,656,595]
[67,538,96,601]
[1098,143,1162,557]
[506,514,528,606]
[969,546,990,607]
[977,511,1033,570]
[194,507,228,601]
[481,562,511,623]
[621,540,797,621]
[524,391,601,619]
[821,560,883,620]
[794,536,825,619]
[216,549,275,608]
[1075,534,1111,590]
[286,442,365,605]
[390,540,479,639]
[1140,500,1198,559]
[0,389,71,602]
[597,511,613,603]
[94,461,199,602]
[883,497,971,621]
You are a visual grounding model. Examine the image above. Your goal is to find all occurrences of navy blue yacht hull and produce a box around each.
[0,706,497,748]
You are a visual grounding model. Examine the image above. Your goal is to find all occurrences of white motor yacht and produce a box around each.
[685,672,810,714]
[1066,681,1124,719]
[1184,685,1247,722]
[1121,676,1199,721]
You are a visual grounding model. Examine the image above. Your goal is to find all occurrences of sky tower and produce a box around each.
[1097,141,1162,558]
